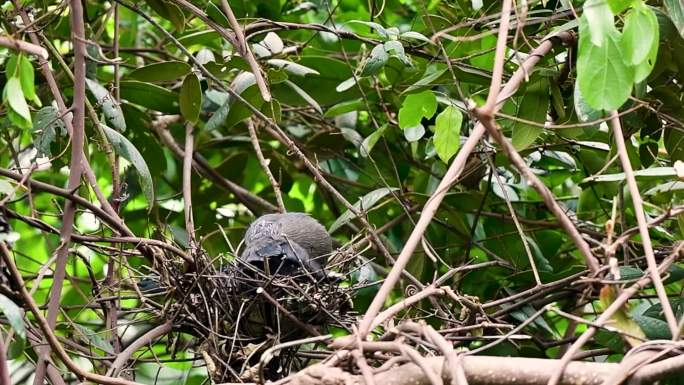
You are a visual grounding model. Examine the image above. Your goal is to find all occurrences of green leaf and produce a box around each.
[0,294,26,341]
[360,125,387,157]
[622,6,659,65]
[348,20,389,39]
[433,106,463,163]
[5,77,32,126]
[633,314,671,339]
[584,0,617,46]
[179,73,202,123]
[404,124,425,142]
[284,80,322,114]
[607,0,633,14]
[145,0,185,32]
[5,55,18,77]
[119,80,179,113]
[383,40,411,66]
[573,84,603,122]
[577,15,634,110]
[128,61,192,82]
[665,126,684,161]
[398,90,437,129]
[470,34,497,70]
[205,2,229,27]
[262,32,284,54]
[85,78,126,131]
[73,324,114,353]
[177,30,221,48]
[329,187,398,233]
[664,0,684,37]
[33,106,66,156]
[644,181,684,196]
[205,73,263,131]
[583,166,677,183]
[633,37,659,83]
[102,125,155,208]
[19,55,40,106]
[0,180,15,200]
[261,99,282,122]
[267,59,319,77]
[512,77,549,150]
[324,99,365,118]
[361,44,389,76]
[336,77,357,93]
[400,31,432,44]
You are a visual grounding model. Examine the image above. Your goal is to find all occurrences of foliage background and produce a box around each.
[0,0,683,384]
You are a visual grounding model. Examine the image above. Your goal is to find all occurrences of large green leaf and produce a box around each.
[145,0,185,32]
[205,72,262,131]
[329,187,399,233]
[179,73,202,123]
[119,80,179,113]
[584,0,617,46]
[102,125,155,208]
[398,90,437,129]
[86,78,126,131]
[128,61,192,82]
[577,15,634,110]
[361,44,389,77]
[360,125,388,157]
[5,77,31,125]
[582,166,677,183]
[433,105,463,163]
[19,55,40,106]
[512,77,549,150]
[324,99,365,118]
[0,294,26,341]
[664,0,684,37]
[32,106,66,156]
[622,5,659,65]
[665,126,684,161]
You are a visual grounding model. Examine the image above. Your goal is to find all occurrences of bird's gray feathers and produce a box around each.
[240,213,332,275]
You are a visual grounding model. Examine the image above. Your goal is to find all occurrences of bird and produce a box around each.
[239,213,332,278]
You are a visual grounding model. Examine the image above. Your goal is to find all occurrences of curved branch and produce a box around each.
[106,322,173,377]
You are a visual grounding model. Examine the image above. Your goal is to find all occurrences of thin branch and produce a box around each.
[483,0,513,111]
[0,336,9,385]
[106,322,173,377]
[473,110,600,274]
[247,119,286,212]
[150,117,277,215]
[487,155,540,285]
[609,111,678,337]
[183,122,197,250]
[219,0,271,102]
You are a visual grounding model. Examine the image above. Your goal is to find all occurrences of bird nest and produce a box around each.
[140,247,362,382]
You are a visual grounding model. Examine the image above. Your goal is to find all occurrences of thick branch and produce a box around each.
[32,2,87,383]
[0,35,48,58]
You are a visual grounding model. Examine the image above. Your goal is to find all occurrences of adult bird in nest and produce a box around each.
[239,212,332,278]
